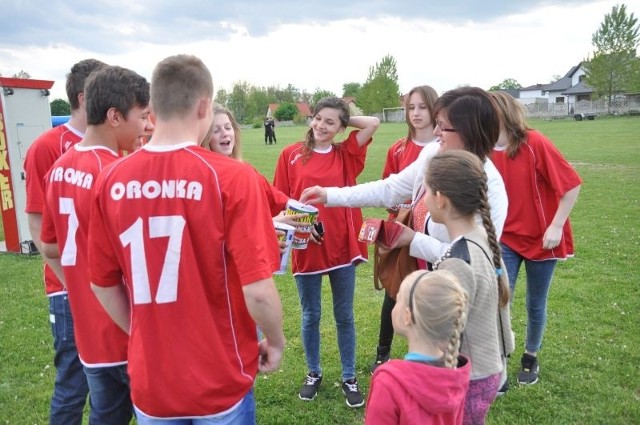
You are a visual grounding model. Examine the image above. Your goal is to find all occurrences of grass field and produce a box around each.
[1,117,639,424]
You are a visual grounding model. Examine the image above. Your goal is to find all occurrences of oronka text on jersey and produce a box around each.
[49,166,94,190]
[109,179,203,201]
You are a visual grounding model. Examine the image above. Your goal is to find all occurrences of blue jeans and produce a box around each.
[134,389,256,424]
[501,243,557,353]
[48,294,89,425]
[295,265,357,381]
[84,364,133,424]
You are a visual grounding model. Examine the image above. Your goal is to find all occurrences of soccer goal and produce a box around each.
[382,107,405,123]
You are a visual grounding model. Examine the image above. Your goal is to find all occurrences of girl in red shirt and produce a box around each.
[273,97,379,408]
[491,91,582,387]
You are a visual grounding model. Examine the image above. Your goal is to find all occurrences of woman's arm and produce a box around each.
[299,145,430,208]
[349,116,380,147]
[543,185,581,249]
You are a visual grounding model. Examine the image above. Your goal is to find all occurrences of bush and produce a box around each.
[275,103,298,121]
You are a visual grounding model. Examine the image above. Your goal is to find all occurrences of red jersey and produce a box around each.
[382,138,430,179]
[41,145,128,366]
[254,167,289,216]
[383,138,434,217]
[491,130,582,260]
[88,142,280,418]
[273,130,369,274]
[25,124,83,295]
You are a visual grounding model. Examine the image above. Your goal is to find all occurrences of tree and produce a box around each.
[310,89,336,109]
[584,4,640,107]
[489,78,522,91]
[50,98,71,116]
[274,103,298,121]
[342,82,362,98]
[227,81,251,123]
[358,55,401,114]
[214,88,229,107]
[12,70,31,79]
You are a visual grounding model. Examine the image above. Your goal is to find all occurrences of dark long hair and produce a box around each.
[433,87,500,162]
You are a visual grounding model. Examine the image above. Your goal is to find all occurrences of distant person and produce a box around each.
[88,54,285,423]
[371,85,439,375]
[273,97,380,408]
[24,58,106,425]
[365,267,471,425]
[264,117,276,145]
[491,91,581,387]
[269,118,277,143]
[40,65,152,424]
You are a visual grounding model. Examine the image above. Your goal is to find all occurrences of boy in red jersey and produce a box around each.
[88,55,285,424]
[40,65,152,424]
[23,58,106,425]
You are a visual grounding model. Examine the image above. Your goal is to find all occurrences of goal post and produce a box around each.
[382,107,405,123]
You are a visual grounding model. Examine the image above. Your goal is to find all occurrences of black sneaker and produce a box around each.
[497,379,509,396]
[518,353,540,385]
[299,372,322,401]
[341,378,365,408]
[370,346,390,375]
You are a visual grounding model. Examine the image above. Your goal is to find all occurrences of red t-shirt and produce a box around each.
[88,143,280,417]
[273,131,370,274]
[41,145,128,366]
[384,138,432,216]
[24,124,83,295]
[491,130,582,260]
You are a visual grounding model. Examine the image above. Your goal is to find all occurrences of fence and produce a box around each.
[525,98,638,119]
[375,98,640,123]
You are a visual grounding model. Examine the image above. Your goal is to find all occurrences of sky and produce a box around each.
[0,0,635,102]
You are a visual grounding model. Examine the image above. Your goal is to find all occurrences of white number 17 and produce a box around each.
[119,216,186,305]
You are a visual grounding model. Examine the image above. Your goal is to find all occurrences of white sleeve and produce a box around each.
[409,158,508,263]
[325,154,423,208]
[484,159,508,238]
[409,231,450,263]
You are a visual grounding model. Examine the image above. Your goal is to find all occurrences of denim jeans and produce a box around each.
[84,364,133,425]
[48,294,89,425]
[295,265,357,381]
[501,243,557,353]
[134,389,256,425]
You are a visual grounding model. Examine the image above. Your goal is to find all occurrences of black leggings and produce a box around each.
[377,291,396,348]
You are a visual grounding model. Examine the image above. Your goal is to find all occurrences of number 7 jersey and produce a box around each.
[41,144,128,366]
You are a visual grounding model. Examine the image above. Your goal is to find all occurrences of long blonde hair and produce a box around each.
[201,104,243,160]
[400,270,469,368]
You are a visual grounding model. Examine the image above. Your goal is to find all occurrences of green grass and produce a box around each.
[1,117,639,424]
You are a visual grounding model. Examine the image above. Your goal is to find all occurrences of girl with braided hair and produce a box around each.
[426,150,514,424]
[365,267,471,425]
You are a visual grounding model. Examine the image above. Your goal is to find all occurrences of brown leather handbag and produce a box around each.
[372,208,418,300]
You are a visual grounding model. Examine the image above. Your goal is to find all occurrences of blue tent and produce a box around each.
[51,115,70,127]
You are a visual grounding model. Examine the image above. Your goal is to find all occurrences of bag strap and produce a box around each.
[463,237,509,357]
[373,244,383,291]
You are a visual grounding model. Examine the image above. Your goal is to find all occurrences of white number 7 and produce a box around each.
[59,197,79,266]
[119,216,186,305]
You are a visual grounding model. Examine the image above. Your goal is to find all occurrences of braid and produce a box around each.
[478,171,510,307]
[443,289,468,368]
